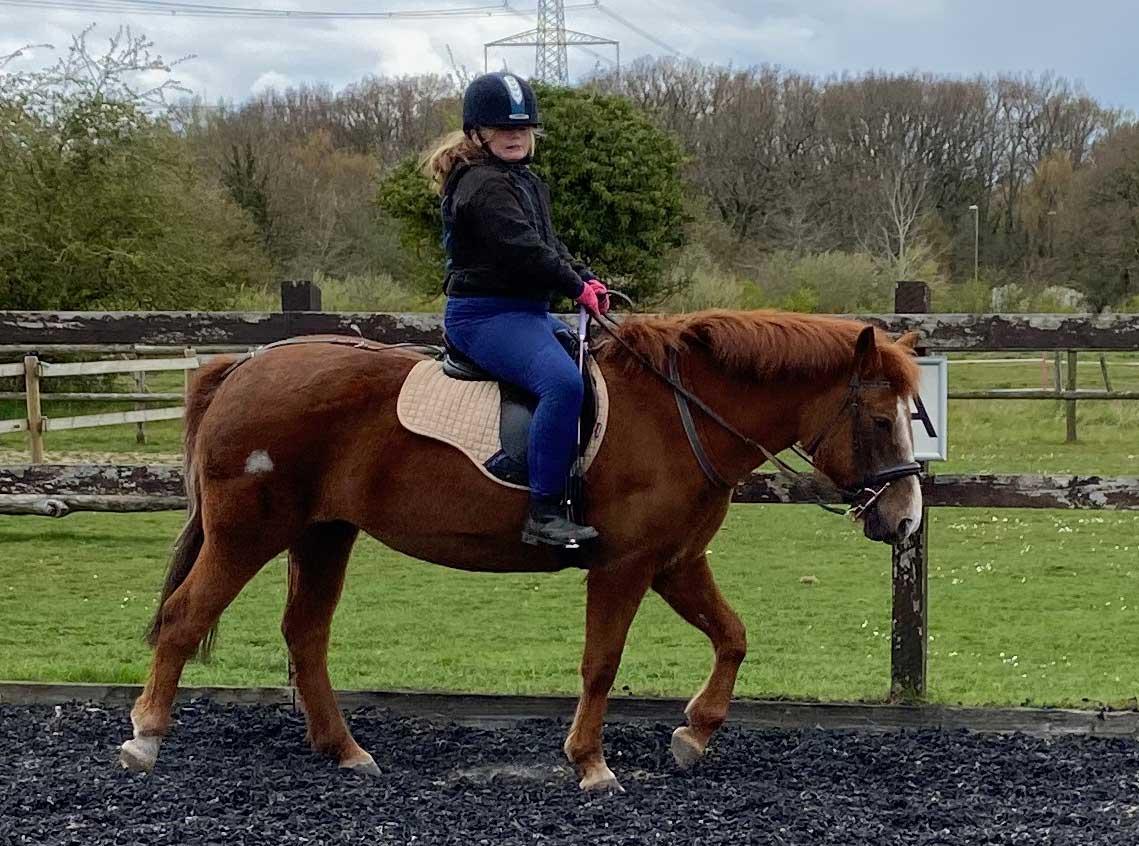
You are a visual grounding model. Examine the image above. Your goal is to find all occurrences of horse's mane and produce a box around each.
[598,309,920,395]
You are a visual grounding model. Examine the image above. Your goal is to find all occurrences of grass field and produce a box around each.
[0,353,1137,707]
[1,507,1135,708]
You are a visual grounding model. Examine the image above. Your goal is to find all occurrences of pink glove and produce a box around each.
[575,282,601,315]
[582,279,610,315]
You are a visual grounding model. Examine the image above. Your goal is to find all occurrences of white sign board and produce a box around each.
[911,356,948,461]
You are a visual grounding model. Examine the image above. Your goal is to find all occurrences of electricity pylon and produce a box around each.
[485,0,619,84]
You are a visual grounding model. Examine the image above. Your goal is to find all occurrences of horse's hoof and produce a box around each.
[339,753,381,778]
[670,726,704,769]
[579,765,624,793]
[119,736,160,772]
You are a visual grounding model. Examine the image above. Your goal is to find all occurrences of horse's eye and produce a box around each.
[873,417,893,433]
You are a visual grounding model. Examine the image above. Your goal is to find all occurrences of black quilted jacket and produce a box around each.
[441,161,595,302]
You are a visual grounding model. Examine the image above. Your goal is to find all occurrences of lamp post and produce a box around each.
[968,204,979,283]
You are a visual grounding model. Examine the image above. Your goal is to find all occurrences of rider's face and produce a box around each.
[483,127,532,161]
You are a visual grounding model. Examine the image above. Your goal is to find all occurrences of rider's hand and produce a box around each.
[575,282,601,316]
[585,280,610,315]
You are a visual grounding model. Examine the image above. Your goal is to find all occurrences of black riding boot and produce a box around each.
[521,494,599,547]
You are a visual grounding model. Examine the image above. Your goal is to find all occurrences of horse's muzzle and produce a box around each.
[861,496,921,544]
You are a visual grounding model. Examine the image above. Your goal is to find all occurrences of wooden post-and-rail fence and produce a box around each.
[0,282,327,460]
[3,282,1139,703]
[1,353,198,463]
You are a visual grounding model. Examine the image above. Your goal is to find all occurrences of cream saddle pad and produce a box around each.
[396,359,609,490]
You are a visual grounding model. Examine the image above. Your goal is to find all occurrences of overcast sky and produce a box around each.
[1,0,1134,114]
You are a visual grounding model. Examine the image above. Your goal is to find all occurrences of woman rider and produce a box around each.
[422,72,609,547]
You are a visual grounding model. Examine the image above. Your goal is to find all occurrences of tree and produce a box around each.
[1062,126,1139,309]
[1,25,192,122]
[0,33,269,310]
[183,73,460,284]
[377,84,687,304]
[374,155,447,294]
[275,129,384,279]
[221,141,276,255]
[1016,152,1074,281]
[531,83,687,301]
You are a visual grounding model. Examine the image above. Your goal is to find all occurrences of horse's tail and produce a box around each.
[144,355,238,659]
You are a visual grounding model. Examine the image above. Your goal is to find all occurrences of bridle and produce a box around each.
[592,313,921,520]
[797,368,923,518]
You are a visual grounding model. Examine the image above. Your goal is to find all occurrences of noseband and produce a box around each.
[799,369,922,518]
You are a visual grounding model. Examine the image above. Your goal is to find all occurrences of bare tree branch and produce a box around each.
[0,25,195,122]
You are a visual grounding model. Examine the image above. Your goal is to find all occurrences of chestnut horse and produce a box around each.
[120,309,922,792]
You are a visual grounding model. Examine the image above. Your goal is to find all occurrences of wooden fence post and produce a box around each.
[280,280,322,312]
[183,348,196,400]
[890,282,930,702]
[23,355,45,464]
[1066,350,1078,442]
[133,360,147,445]
[1099,354,1113,392]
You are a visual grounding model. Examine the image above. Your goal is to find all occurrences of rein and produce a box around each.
[589,312,920,519]
[212,321,919,519]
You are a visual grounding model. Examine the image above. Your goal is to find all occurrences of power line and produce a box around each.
[3,0,689,64]
[592,1,684,58]
[643,0,714,47]
[4,0,689,80]
[0,0,593,19]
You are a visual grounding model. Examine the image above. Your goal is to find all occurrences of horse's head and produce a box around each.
[803,326,923,544]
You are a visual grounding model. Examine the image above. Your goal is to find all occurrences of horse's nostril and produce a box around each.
[897,518,913,541]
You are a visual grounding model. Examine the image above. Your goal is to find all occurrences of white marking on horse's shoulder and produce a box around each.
[245,450,274,474]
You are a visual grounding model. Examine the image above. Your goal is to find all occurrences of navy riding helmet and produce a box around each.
[463,72,541,132]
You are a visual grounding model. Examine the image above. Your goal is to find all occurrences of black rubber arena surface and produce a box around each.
[3,700,1138,845]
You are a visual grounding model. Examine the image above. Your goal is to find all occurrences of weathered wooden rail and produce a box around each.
[3,309,1139,350]
[5,296,1136,438]
[4,464,1138,516]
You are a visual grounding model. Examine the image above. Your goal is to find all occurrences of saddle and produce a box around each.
[396,332,608,492]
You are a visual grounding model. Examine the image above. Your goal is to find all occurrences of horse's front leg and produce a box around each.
[651,554,747,768]
[563,563,654,792]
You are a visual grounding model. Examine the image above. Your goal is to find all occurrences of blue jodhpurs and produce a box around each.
[444,296,583,499]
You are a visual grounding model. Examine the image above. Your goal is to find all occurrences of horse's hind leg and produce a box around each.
[652,554,747,769]
[280,521,376,775]
[120,533,282,772]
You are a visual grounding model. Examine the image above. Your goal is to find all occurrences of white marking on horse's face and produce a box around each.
[244,450,274,475]
[876,398,922,541]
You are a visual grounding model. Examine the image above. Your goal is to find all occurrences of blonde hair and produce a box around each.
[421,127,537,195]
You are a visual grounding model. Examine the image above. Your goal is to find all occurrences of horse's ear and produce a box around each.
[896,331,920,352]
[854,326,878,375]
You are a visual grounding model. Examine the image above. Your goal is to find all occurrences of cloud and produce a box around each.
[847,0,945,18]
[0,0,1134,113]
[250,70,294,95]
[744,15,821,55]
